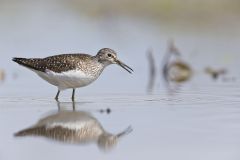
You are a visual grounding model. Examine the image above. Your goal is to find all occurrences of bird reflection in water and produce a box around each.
[14,102,132,151]
[162,40,192,92]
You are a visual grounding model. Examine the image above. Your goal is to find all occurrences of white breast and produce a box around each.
[35,69,97,90]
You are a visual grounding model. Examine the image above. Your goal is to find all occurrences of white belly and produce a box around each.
[35,69,97,90]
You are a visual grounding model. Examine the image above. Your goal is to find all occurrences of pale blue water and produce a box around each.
[1,1,240,160]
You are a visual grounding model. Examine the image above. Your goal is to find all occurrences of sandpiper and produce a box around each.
[13,48,133,101]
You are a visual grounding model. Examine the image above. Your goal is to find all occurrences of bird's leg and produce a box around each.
[55,90,60,101]
[57,101,61,111]
[72,89,75,101]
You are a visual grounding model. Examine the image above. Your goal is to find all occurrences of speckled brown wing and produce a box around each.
[13,54,93,73]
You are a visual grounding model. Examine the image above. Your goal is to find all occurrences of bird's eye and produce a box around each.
[107,54,112,57]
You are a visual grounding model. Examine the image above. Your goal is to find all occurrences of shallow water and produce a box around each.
[1,84,240,160]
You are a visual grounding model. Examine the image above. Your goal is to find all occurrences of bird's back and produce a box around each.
[13,54,95,73]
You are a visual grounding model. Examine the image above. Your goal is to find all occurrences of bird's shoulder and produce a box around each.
[41,53,95,73]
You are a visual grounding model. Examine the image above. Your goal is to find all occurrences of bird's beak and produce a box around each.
[115,59,133,74]
[116,126,133,138]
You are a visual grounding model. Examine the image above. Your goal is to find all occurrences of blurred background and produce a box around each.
[0,0,240,95]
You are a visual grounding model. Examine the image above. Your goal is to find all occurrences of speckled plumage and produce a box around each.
[12,48,133,101]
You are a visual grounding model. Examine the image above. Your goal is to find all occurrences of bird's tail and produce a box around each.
[12,57,31,68]
[14,126,44,137]
[12,57,43,71]
[14,128,33,137]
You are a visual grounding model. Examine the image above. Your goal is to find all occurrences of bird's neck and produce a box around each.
[83,57,107,78]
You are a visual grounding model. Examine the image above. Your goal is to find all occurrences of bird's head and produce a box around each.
[97,126,133,151]
[96,48,133,74]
